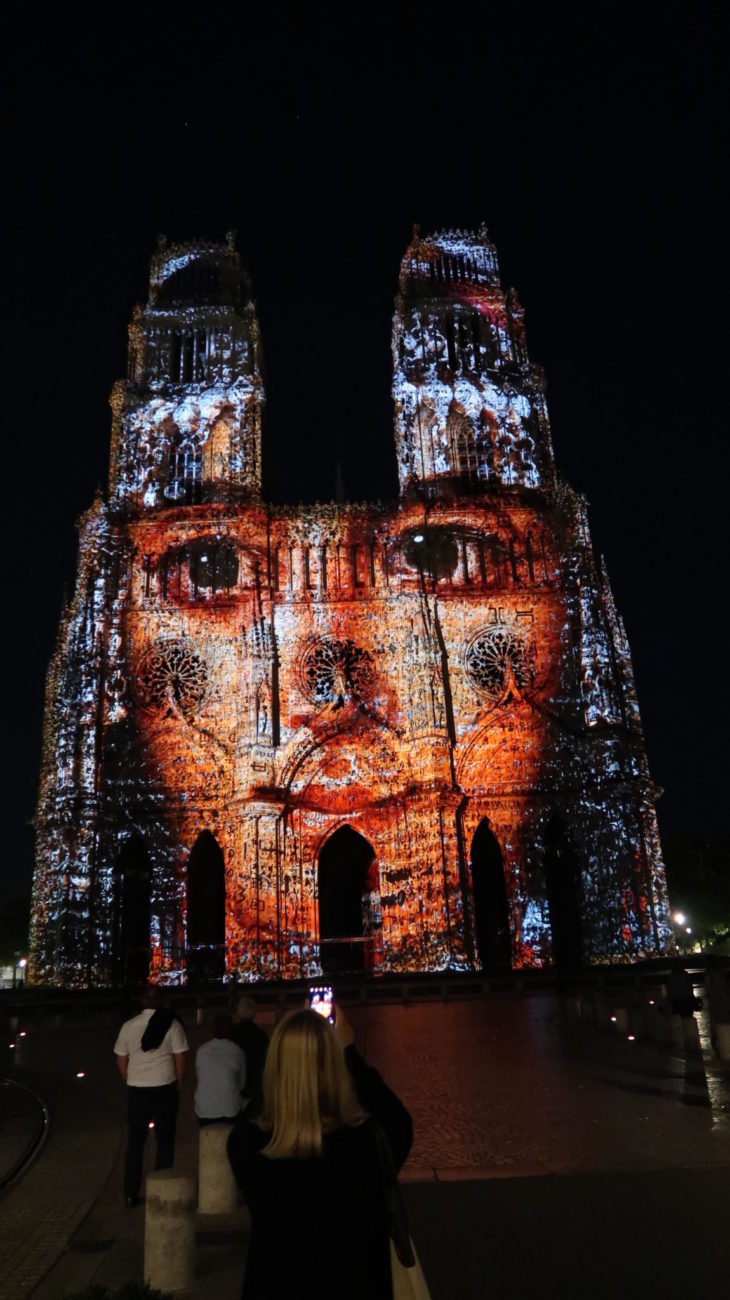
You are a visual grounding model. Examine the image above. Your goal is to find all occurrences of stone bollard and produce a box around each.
[564,995,581,1022]
[583,995,599,1027]
[614,1008,630,1035]
[647,1003,673,1046]
[595,998,611,1030]
[198,1123,238,1214]
[681,1014,701,1055]
[706,970,730,1035]
[714,1023,730,1064]
[629,1007,647,1040]
[145,1169,196,1292]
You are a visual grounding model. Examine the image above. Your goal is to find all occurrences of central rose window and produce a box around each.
[464,628,535,701]
[137,639,208,715]
[300,639,374,708]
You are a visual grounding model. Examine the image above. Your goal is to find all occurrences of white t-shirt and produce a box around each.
[114,1008,189,1087]
[194,1038,247,1119]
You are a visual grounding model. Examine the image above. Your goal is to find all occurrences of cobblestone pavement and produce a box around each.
[352,995,730,1178]
[0,1061,122,1300]
[0,991,727,1298]
[0,1079,44,1187]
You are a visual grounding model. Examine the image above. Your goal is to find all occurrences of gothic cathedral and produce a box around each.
[30,228,672,986]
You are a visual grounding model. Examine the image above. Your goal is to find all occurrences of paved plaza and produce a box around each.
[1,990,729,1298]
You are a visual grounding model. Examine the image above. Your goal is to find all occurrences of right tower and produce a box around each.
[392,226,671,965]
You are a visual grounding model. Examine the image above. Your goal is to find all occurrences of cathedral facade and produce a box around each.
[30,228,672,987]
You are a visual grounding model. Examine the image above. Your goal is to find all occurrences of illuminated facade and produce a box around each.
[30,228,672,986]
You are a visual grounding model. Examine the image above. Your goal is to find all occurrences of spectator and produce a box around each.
[229,994,269,1111]
[227,1006,412,1299]
[195,1013,247,1125]
[114,994,188,1207]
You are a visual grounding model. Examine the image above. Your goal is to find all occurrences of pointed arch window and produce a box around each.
[165,430,202,503]
[447,408,478,479]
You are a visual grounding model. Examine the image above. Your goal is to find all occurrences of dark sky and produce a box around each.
[4,4,726,907]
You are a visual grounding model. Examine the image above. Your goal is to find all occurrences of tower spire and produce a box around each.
[110,239,265,511]
[392,226,555,499]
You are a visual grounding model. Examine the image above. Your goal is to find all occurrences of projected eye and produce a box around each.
[189,537,239,590]
[402,528,459,579]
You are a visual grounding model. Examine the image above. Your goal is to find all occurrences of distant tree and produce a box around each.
[664,835,730,955]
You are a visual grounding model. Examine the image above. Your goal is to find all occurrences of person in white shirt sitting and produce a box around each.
[114,997,189,1207]
[195,1014,247,1125]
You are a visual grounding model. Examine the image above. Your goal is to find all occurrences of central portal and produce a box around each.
[317,826,380,974]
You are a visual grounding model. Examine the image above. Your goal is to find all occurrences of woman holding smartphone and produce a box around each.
[227,1001,413,1300]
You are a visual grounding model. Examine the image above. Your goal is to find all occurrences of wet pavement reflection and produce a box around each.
[346,994,730,1178]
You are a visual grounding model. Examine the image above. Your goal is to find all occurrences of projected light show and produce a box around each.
[30,227,672,987]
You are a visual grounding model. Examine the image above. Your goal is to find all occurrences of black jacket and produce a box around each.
[227,1045,413,1300]
[229,1019,269,1108]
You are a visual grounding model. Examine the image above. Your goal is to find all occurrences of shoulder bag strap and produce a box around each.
[371,1120,416,1269]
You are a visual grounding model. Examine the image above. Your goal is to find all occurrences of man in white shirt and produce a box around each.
[114,1000,189,1206]
[195,1015,247,1124]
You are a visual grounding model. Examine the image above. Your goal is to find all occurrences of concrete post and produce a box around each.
[681,1014,701,1055]
[582,995,599,1027]
[706,969,730,1034]
[713,1023,730,1064]
[647,1003,673,1046]
[614,1008,630,1034]
[198,1123,238,1213]
[628,1007,647,1039]
[595,997,611,1030]
[144,1169,196,1292]
[564,995,581,1022]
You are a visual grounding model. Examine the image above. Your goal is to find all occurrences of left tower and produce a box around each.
[112,235,264,509]
[30,239,265,986]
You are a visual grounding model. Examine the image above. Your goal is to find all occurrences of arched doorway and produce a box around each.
[470,820,512,973]
[115,835,151,986]
[543,817,583,970]
[318,826,380,974]
[186,830,226,983]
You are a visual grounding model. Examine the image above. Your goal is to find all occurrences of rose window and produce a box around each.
[464,628,535,701]
[137,639,208,714]
[300,639,374,707]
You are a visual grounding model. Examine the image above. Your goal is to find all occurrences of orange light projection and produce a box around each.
[30,229,672,987]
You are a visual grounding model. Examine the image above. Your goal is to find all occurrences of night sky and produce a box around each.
[5,5,726,909]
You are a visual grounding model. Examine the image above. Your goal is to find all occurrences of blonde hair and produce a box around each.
[259,1010,364,1159]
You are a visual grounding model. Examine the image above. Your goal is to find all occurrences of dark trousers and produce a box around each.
[124,1082,178,1199]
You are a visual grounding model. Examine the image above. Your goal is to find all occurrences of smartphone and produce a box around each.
[309,985,335,1023]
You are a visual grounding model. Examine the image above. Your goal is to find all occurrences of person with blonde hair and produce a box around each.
[227,1005,412,1299]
